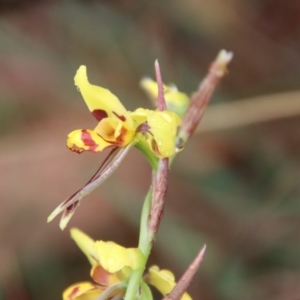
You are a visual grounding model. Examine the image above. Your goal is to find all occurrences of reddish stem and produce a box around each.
[179,50,233,142]
[155,60,167,111]
[162,245,207,300]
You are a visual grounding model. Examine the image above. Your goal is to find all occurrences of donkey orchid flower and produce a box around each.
[63,229,191,300]
[62,228,143,300]
[47,66,181,230]
[67,66,181,158]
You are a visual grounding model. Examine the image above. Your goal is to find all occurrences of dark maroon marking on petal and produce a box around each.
[92,109,108,122]
[81,130,99,152]
[113,111,126,121]
[68,286,80,299]
[67,144,84,154]
[66,201,78,212]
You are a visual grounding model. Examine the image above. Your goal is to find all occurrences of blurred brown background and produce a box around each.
[1,0,300,299]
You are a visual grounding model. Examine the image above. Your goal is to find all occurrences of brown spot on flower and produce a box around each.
[92,109,108,122]
[66,201,78,212]
[68,144,84,154]
[113,112,126,121]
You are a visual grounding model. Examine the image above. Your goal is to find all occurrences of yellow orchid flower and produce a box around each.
[63,228,143,300]
[70,228,143,273]
[63,229,192,300]
[68,66,181,158]
[48,65,181,230]
[146,266,192,300]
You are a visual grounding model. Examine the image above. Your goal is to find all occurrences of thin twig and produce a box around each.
[179,50,233,143]
[162,245,207,300]
[147,158,169,242]
[155,60,167,111]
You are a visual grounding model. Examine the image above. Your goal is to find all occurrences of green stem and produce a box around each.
[124,158,176,300]
[124,185,154,300]
[125,156,178,300]
[138,187,153,247]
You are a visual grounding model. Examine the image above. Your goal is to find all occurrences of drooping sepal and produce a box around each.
[47,145,132,230]
[70,228,98,266]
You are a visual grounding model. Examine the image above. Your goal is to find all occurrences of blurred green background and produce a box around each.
[1,1,300,299]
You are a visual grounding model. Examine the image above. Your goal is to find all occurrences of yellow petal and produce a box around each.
[133,109,181,157]
[149,110,181,157]
[94,118,121,141]
[74,66,132,128]
[94,241,143,273]
[130,109,148,125]
[67,129,113,153]
[94,119,135,146]
[70,228,98,266]
[146,266,192,300]
[63,282,103,300]
[140,78,189,117]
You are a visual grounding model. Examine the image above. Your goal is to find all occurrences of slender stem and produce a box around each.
[139,185,154,246]
[124,187,154,300]
[147,158,169,243]
[124,160,171,300]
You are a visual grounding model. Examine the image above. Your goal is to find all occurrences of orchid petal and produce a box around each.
[93,118,135,146]
[146,266,192,300]
[75,66,132,127]
[70,228,98,266]
[132,108,181,157]
[147,110,181,157]
[62,282,103,300]
[67,129,113,153]
[94,241,143,273]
